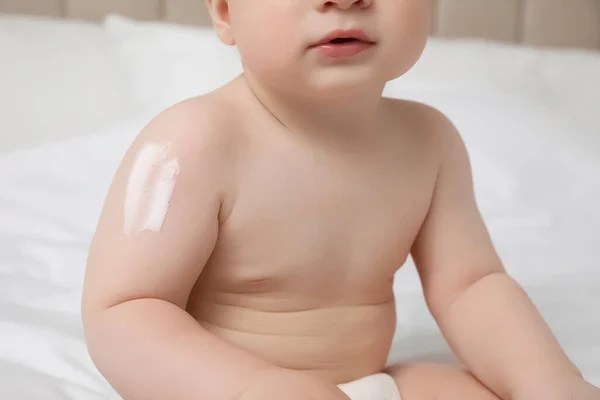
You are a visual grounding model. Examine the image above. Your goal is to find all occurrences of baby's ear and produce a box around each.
[204,0,235,46]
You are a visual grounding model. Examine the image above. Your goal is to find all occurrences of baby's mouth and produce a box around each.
[311,29,375,48]
[329,38,360,44]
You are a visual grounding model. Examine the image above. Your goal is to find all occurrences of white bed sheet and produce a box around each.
[1,46,599,398]
[0,14,137,155]
[0,115,150,399]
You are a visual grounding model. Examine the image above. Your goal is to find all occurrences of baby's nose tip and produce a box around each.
[319,0,373,11]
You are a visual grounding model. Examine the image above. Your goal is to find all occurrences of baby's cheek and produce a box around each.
[379,3,430,78]
[237,30,300,80]
[387,0,430,42]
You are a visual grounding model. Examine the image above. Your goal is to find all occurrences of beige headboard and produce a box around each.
[1,0,599,50]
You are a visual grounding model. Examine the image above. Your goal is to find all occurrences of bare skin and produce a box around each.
[82,74,598,400]
[185,76,439,381]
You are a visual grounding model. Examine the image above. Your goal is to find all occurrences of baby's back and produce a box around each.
[182,79,440,384]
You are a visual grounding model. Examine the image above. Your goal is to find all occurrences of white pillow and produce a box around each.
[390,40,600,221]
[0,14,137,154]
[104,15,243,113]
[401,38,600,133]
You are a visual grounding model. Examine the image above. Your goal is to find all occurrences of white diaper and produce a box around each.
[338,373,401,400]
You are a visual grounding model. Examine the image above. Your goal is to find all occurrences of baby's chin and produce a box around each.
[304,76,385,98]
[241,58,407,101]
[262,69,391,100]
[306,62,417,95]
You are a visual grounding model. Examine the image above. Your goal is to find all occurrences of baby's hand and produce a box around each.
[239,367,350,400]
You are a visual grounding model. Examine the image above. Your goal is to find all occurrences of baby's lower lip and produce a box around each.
[311,41,375,59]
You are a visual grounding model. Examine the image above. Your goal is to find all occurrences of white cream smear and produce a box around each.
[124,142,180,237]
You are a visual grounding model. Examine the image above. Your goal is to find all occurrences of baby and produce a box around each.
[82,0,600,399]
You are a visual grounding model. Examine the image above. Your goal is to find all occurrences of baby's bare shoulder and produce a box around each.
[108,94,241,218]
[383,98,465,159]
[134,94,240,158]
[384,98,456,135]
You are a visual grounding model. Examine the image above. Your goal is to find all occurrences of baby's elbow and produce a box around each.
[425,267,508,320]
[81,305,102,340]
[81,298,134,378]
[80,289,115,362]
[81,286,104,329]
[81,307,110,375]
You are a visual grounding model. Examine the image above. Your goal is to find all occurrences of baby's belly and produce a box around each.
[189,295,397,384]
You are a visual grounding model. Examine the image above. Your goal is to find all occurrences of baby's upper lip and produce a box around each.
[311,29,375,47]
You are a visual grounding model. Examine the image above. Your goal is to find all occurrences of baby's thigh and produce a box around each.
[386,363,500,400]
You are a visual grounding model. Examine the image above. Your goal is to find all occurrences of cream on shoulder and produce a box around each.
[123,141,180,237]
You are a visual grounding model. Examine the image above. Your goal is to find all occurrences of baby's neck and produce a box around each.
[240,74,385,140]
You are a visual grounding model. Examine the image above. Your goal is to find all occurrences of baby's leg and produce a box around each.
[386,363,500,400]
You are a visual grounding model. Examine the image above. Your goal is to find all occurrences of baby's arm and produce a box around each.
[81,104,349,400]
[410,106,595,399]
[81,106,273,400]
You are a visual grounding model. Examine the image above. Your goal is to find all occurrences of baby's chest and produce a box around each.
[209,159,434,294]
